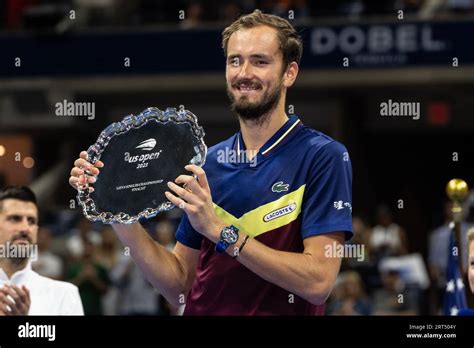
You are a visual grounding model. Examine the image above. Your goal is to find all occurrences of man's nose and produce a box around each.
[238,60,253,79]
[18,218,32,232]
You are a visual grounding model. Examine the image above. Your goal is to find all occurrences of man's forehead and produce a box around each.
[0,199,38,216]
[227,26,281,56]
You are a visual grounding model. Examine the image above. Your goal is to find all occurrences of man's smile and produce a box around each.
[232,81,263,94]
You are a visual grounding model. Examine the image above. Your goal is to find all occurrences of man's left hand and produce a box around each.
[165,165,225,241]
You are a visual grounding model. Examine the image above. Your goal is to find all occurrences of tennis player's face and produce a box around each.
[0,199,38,248]
[226,26,285,120]
[469,241,474,293]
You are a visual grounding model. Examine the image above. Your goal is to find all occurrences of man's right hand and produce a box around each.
[0,285,31,316]
[69,151,104,193]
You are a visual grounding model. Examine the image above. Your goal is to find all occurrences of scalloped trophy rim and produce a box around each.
[76,107,207,224]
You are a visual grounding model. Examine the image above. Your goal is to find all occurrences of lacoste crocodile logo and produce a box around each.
[272,181,289,193]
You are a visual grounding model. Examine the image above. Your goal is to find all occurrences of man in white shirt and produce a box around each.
[0,185,84,315]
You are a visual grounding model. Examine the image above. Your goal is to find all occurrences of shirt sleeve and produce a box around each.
[300,141,353,241]
[175,213,203,250]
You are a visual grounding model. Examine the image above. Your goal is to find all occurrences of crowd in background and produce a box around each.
[2,0,474,31]
[31,213,182,315]
[24,199,474,315]
[327,202,474,315]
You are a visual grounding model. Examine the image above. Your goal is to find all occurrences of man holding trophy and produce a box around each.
[69,10,353,315]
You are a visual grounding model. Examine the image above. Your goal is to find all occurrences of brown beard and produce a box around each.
[227,79,283,125]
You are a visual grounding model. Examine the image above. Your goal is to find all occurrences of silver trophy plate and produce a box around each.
[77,107,207,224]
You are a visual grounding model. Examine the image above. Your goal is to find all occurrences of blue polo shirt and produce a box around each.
[176,115,353,315]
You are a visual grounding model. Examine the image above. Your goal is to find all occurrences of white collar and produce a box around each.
[0,261,33,285]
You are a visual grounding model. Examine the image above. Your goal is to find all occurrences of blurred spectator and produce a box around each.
[344,216,371,266]
[328,271,372,315]
[66,238,110,315]
[352,216,371,244]
[109,219,179,316]
[369,204,408,260]
[153,220,177,251]
[341,217,383,294]
[372,268,418,315]
[152,219,183,315]
[31,226,64,280]
[110,255,161,315]
[379,254,430,290]
[96,225,122,315]
[65,217,101,261]
[96,225,121,269]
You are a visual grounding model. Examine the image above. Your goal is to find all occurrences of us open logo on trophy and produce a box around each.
[123,139,163,170]
[136,138,157,151]
[77,107,207,224]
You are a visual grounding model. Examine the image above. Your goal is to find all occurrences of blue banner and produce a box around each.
[1,20,474,77]
[304,20,474,68]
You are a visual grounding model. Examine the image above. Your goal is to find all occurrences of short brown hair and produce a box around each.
[222,10,303,70]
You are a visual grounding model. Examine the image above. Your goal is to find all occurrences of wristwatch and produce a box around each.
[215,225,239,253]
